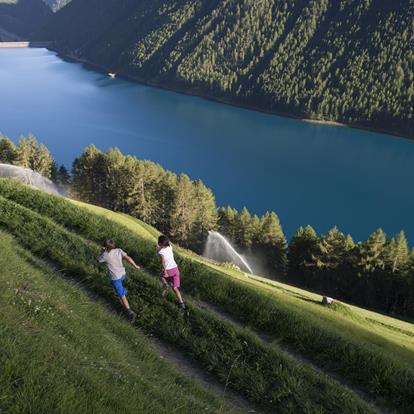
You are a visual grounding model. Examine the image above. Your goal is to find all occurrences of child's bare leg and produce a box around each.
[160,276,169,288]
[120,295,136,323]
[120,295,131,310]
[172,287,184,304]
[160,277,169,297]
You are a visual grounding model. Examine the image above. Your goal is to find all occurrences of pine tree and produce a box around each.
[218,206,238,241]
[0,135,17,164]
[27,135,38,162]
[13,135,55,178]
[314,227,354,270]
[313,227,356,295]
[235,207,254,248]
[32,143,54,178]
[170,174,196,247]
[50,161,59,182]
[151,171,177,234]
[129,160,166,226]
[257,211,288,276]
[15,137,31,169]
[287,225,318,286]
[104,148,133,211]
[191,180,218,250]
[385,231,409,274]
[356,229,388,308]
[383,231,410,313]
[72,145,107,205]
[358,229,387,274]
[250,214,262,246]
[129,160,154,224]
[57,165,70,186]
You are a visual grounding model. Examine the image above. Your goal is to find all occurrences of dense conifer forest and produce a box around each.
[1,134,413,319]
[0,0,51,38]
[38,0,414,137]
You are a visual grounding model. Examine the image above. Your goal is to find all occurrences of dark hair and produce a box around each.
[158,235,170,247]
[103,238,116,250]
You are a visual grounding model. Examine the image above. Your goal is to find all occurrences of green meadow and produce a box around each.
[0,179,413,413]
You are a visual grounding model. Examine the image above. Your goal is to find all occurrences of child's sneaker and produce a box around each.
[127,309,137,324]
[178,302,186,310]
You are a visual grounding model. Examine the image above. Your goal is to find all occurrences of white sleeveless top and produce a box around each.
[158,246,177,270]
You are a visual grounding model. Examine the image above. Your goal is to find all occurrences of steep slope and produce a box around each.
[0,229,237,414]
[0,178,413,413]
[0,0,51,38]
[39,0,414,137]
[76,201,414,369]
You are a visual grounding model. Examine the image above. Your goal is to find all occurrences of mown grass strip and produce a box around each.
[0,193,373,414]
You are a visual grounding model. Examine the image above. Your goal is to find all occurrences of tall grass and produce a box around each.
[0,193,374,414]
[0,230,238,414]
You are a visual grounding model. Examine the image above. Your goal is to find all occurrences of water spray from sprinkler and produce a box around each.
[204,230,253,274]
[0,163,60,195]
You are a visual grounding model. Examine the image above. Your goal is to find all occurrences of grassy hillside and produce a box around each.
[0,229,236,414]
[0,179,378,414]
[0,0,51,38]
[0,179,413,413]
[39,0,414,137]
[80,202,414,366]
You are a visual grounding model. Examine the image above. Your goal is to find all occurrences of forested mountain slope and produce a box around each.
[0,0,51,38]
[40,0,414,137]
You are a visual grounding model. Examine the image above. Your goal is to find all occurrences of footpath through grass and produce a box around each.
[0,230,237,414]
[0,183,375,414]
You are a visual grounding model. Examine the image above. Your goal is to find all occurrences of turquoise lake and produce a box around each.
[1,48,413,244]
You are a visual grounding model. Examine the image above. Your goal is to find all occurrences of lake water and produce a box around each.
[1,48,413,244]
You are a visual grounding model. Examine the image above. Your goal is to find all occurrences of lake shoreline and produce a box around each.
[51,48,414,142]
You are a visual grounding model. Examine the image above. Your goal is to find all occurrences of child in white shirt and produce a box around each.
[98,238,141,323]
[157,235,185,309]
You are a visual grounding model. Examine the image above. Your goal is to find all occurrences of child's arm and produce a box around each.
[97,248,106,263]
[124,255,141,270]
[159,255,168,277]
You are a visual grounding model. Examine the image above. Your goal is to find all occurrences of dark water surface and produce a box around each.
[1,48,413,243]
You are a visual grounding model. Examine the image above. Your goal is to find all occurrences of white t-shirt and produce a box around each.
[98,248,127,280]
[158,246,177,270]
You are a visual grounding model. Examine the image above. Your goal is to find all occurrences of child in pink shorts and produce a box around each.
[157,235,185,309]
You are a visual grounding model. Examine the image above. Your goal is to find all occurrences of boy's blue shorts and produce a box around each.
[110,274,128,298]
